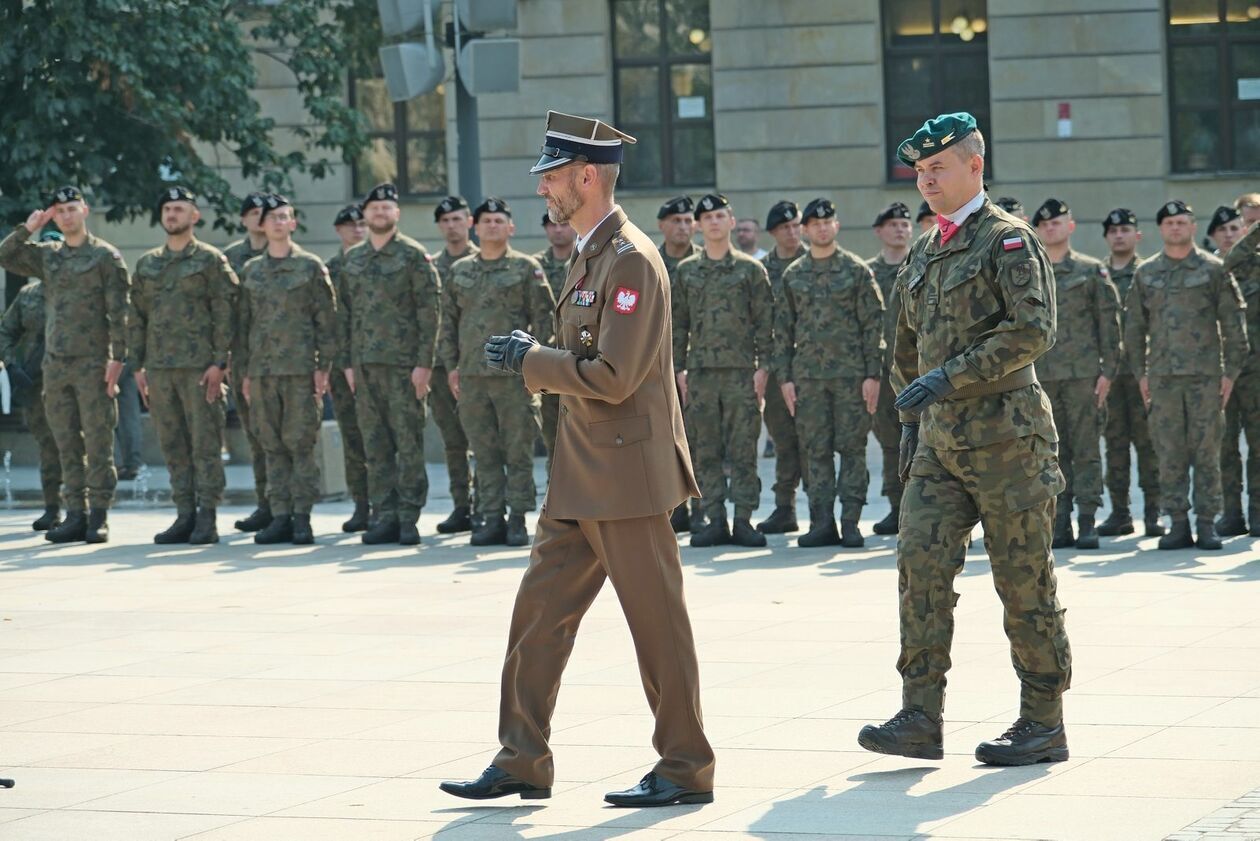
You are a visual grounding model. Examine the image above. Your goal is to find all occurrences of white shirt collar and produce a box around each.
[942,191,986,227]
[575,206,619,253]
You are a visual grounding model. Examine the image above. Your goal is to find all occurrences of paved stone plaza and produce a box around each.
[1,452,1259,840]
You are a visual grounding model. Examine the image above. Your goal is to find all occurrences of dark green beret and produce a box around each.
[363,182,400,206]
[994,196,1024,216]
[1156,200,1193,224]
[1208,205,1241,236]
[916,201,935,223]
[474,196,511,221]
[51,185,84,205]
[434,196,469,222]
[334,204,364,226]
[694,193,730,219]
[259,193,291,222]
[157,186,197,211]
[1102,208,1138,233]
[240,192,268,216]
[1033,198,1070,225]
[765,200,798,231]
[658,196,693,219]
[896,112,978,166]
[802,198,836,222]
[872,202,911,227]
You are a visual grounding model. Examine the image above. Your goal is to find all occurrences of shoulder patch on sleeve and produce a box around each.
[613,286,639,314]
[1001,236,1024,252]
[1011,261,1033,287]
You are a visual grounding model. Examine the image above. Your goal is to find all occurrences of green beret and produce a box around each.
[896,112,978,166]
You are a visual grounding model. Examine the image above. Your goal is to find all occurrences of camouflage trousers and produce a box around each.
[686,368,762,520]
[251,374,322,516]
[1149,375,1224,519]
[230,373,268,506]
[458,375,540,517]
[541,392,558,476]
[42,355,118,511]
[872,372,903,503]
[763,371,803,507]
[429,366,473,510]
[1221,369,1260,517]
[1103,373,1159,509]
[897,436,1071,723]
[148,368,227,511]
[329,369,368,503]
[24,391,62,508]
[1042,378,1104,513]
[356,364,429,522]
[795,376,870,517]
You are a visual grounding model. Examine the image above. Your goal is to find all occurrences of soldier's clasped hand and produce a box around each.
[893,367,954,413]
[485,330,539,375]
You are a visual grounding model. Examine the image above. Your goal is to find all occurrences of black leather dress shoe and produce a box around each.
[438,765,550,800]
[857,708,944,760]
[975,718,1068,766]
[604,771,713,807]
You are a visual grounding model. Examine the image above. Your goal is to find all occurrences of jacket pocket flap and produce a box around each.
[941,262,983,293]
[1004,464,1066,512]
[588,414,651,447]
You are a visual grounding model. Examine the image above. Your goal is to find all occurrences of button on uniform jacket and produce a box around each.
[523,207,699,520]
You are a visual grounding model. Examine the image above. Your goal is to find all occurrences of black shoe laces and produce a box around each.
[883,709,921,729]
[999,718,1037,740]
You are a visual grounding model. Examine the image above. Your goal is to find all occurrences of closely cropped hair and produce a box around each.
[954,129,986,162]
[594,163,621,196]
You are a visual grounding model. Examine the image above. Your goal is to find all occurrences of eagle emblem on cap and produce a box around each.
[701,197,712,210]
[901,143,920,161]
[169,189,180,200]
[1166,202,1178,215]
[488,200,498,212]
[1110,212,1121,223]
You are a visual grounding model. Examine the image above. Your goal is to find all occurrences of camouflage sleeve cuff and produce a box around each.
[940,355,977,388]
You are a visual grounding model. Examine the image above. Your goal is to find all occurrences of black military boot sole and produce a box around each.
[362,520,401,545]
[840,521,865,548]
[471,518,508,546]
[871,508,899,535]
[730,518,767,547]
[1216,512,1248,537]
[976,743,1069,766]
[46,512,88,544]
[1158,520,1194,550]
[1196,519,1223,550]
[755,505,799,534]
[399,522,421,545]
[797,521,841,548]
[255,516,295,545]
[32,508,61,532]
[235,506,273,533]
[690,518,731,548]
[1096,513,1134,537]
[436,505,473,534]
[341,501,370,533]
[857,712,945,761]
[154,514,196,545]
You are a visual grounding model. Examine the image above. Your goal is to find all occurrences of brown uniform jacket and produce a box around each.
[523,207,699,520]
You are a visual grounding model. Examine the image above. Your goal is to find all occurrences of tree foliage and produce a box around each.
[0,0,382,230]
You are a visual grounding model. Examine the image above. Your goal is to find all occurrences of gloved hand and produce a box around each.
[893,367,954,413]
[485,329,539,374]
[899,422,919,484]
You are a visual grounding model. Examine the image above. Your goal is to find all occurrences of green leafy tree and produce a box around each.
[0,0,382,230]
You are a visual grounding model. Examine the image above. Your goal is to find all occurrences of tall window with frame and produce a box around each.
[1167,0,1260,173]
[349,71,448,197]
[881,0,991,181]
[611,0,714,189]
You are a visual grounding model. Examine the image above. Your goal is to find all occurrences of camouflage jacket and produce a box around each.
[659,241,700,283]
[1038,249,1121,382]
[326,249,351,370]
[762,245,807,297]
[868,252,907,372]
[237,244,337,376]
[0,227,129,361]
[1125,246,1249,379]
[1107,255,1140,376]
[774,247,884,381]
[224,237,264,364]
[0,280,45,372]
[439,247,556,377]
[672,247,774,372]
[893,199,1058,450]
[433,242,478,285]
[129,240,238,371]
[532,245,573,297]
[1224,222,1260,375]
[339,232,441,370]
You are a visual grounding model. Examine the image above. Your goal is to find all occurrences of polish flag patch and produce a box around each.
[613,286,639,314]
[1002,236,1024,251]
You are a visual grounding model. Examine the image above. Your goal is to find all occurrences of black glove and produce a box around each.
[485,329,539,375]
[893,367,954,413]
[898,422,919,484]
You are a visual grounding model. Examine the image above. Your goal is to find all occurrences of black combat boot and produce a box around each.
[362,513,401,545]
[1196,517,1223,550]
[756,504,799,534]
[505,513,530,547]
[840,519,865,548]
[1075,512,1099,550]
[691,510,731,548]
[399,519,421,546]
[291,513,314,545]
[797,505,841,548]
[730,517,766,547]
[32,506,61,532]
[1216,509,1248,537]
[975,718,1068,766]
[1157,515,1193,550]
[155,511,196,544]
[46,510,87,543]
[341,499,370,533]
[84,509,109,544]
[471,515,508,546]
[669,503,691,534]
[871,505,899,535]
[858,709,944,760]
[1251,504,1260,538]
[254,514,294,544]
[189,507,219,545]
[1096,506,1133,537]
[1051,504,1075,549]
[1144,503,1166,537]
[436,505,473,534]
[235,503,272,533]
[689,502,707,533]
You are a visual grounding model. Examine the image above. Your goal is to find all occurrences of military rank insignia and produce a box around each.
[579,328,593,348]
[572,289,596,307]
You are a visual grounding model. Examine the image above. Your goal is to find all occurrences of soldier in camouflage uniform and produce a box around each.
[858,114,1072,767]
[757,200,807,535]
[1097,208,1163,538]
[775,197,884,548]
[224,192,272,532]
[340,183,441,546]
[129,187,238,545]
[1124,200,1249,551]
[867,202,913,535]
[441,197,555,547]
[327,203,371,533]
[534,211,576,470]
[1031,198,1120,550]
[0,186,129,544]
[1218,210,1260,537]
[993,196,1028,222]
[672,193,774,548]
[0,271,61,531]
[238,195,337,546]
[431,195,479,534]
[915,201,936,236]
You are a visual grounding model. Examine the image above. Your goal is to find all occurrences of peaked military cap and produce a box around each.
[897,112,978,166]
[473,196,511,221]
[1156,199,1193,224]
[240,192,268,216]
[50,185,84,205]
[872,202,911,227]
[1207,205,1242,236]
[694,193,730,219]
[334,204,364,226]
[363,182,399,207]
[1102,208,1138,233]
[916,201,935,223]
[1033,198,1070,225]
[802,198,837,222]
[157,185,197,210]
[657,196,693,219]
[994,196,1024,216]
[765,200,799,231]
[530,110,637,175]
[259,193,291,222]
[433,196,469,222]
